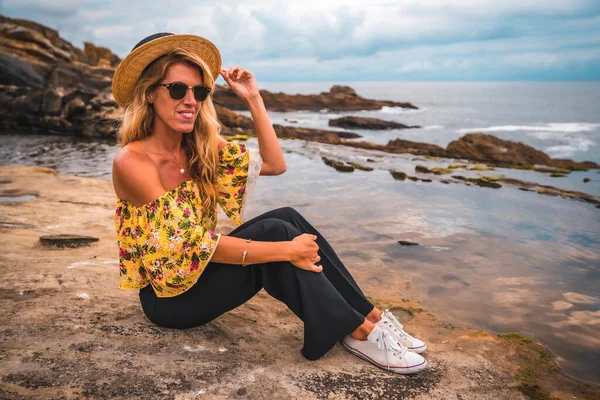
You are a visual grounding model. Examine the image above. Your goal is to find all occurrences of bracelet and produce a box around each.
[241,238,251,267]
[241,250,248,267]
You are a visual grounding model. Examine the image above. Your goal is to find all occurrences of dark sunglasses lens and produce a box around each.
[193,86,210,101]
[168,83,187,100]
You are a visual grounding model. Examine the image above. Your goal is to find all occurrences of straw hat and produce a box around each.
[111,32,222,108]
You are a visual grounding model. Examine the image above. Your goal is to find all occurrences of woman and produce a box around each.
[111,32,428,373]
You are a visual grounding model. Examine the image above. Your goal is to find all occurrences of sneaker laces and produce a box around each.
[373,328,407,370]
[382,309,414,341]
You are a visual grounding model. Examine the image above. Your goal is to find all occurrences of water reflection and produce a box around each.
[1,133,599,383]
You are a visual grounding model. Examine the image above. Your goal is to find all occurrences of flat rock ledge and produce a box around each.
[0,165,598,400]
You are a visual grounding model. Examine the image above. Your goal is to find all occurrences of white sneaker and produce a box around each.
[341,326,427,374]
[376,309,427,353]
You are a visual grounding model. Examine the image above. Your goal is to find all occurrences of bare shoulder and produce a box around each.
[217,135,229,152]
[112,143,166,207]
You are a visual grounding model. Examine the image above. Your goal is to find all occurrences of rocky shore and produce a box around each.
[1,15,598,176]
[1,165,599,400]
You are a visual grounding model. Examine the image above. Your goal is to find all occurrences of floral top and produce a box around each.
[114,141,263,298]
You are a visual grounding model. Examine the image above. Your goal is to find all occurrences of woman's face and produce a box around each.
[149,62,204,134]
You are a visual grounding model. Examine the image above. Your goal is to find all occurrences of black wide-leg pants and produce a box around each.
[139,206,375,360]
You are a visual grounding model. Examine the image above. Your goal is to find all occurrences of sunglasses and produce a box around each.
[157,82,212,102]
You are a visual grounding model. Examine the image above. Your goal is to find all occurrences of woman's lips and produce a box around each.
[177,111,194,120]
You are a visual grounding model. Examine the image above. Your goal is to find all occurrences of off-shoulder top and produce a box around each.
[114,141,263,298]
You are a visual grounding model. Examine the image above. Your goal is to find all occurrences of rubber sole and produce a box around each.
[408,343,427,354]
[341,339,428,374]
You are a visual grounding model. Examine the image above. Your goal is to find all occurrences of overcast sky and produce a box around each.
[2,0,599,82]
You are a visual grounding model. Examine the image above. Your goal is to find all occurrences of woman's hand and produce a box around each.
[220,65,260,103]
[288,233,323,273]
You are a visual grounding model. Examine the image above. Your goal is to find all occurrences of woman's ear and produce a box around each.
[145,88,155,104]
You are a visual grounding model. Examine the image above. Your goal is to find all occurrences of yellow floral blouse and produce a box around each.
[114,141,263,298]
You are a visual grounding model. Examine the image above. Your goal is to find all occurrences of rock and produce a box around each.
[398,241,419,246]
[415,165,453,175]
[468,164,495,171]
[390,171,407,180]
[39,234,99,248]
[475,179,502,189]
[65,97,86,118]
[274,125,361,143]
[349,163,374,171]
[215,104,254,129]
[446,133,598,170]
[583,178,590,183]
[83,42,120,68]
[328,116,420,130]
[0,50,44,86]
[495,177,599,206]
[534,166,571,174]
[41,88,63,115]
[446,133,552,167]
[322,157,354,172]
[550,173,567,178]
[213,84,418,112]
[451,175,502,189]
[549,159,597,171]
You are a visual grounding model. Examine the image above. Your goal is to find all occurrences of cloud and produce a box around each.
[1,0,599,80]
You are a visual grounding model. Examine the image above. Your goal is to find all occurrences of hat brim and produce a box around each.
[111,34,222,108]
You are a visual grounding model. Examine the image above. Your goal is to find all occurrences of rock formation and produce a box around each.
[445,133,597,170]
[329,116,420,130]
[214,84,418,112]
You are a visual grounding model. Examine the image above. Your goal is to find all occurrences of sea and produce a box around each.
[1,81,599,384]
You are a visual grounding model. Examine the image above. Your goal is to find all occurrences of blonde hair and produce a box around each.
[116,48,222,210]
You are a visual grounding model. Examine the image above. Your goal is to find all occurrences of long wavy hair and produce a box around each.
[116,48,221,210]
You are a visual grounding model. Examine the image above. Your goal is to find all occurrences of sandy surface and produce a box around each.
[0,165,598,400]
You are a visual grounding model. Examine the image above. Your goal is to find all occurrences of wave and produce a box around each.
[379,106,425,114]
[457,122,600,134]
[545,139,596,158]
[423,125,444,130]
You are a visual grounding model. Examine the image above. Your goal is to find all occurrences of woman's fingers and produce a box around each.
[221,65,249,81]
[312,264,323,273]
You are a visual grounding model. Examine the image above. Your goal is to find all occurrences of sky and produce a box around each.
[1,0,600,82]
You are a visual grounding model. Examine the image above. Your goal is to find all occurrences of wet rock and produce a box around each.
[390,170,407,180]
[328,116,420,130]
[550,173,567,178]
[39,234,99,248]
[349,162,374,171]
[416,165,453,175]
[322,157,354,172]
[475,179,502,189]
[583,178,590,183]
[446,133,598,170]
[534,165,571,174]
[451,175,502,189]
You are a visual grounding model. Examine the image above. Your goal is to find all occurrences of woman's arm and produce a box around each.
[244,95,286,176]
[220,65,287,176]
[210,234,323,273]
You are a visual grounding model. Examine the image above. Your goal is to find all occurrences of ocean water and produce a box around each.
[1,81,599,384]
[241,81,600,163]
